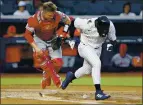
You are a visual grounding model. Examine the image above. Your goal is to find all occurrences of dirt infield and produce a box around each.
[1,73,142,104]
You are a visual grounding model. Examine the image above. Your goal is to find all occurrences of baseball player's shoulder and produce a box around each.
[109,20,114,27]
[56,11,65,17]
[76,18,96,25]
[108,20,116,34]
[91,17,98,21]
[126,54,132,59]
[88,18,97,27]
[111,53,120,62]
[27,14,38,27]
[56,11,62,14]
[55,11,67,20]
[74,18,91,29]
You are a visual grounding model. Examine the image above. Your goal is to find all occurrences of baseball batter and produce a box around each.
[24,1,71,89]
[61,16,117,100]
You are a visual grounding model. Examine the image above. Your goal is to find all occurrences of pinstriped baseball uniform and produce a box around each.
[74,18,116,84]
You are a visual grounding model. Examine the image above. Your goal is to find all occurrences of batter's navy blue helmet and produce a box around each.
[95,16,110,37]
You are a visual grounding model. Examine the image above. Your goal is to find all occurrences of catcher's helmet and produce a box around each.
[95,16,110,37]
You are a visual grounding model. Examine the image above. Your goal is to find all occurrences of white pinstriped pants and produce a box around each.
[75,43,102,84]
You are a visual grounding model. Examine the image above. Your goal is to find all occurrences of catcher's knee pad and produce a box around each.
[51,58,63,72]
[33,50,49,69]
[33,50,52,72]
[43,71,50,78]
[40,59,54,72]
[33,52,42,69]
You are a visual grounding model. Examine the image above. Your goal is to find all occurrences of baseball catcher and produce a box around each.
[24,1,71,89]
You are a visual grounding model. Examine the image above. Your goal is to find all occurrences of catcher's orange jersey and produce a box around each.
[25,11,70,43]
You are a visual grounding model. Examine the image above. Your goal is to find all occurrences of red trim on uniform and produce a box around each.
[52,58,63,68]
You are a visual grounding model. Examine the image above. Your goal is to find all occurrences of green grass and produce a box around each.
[1,76,142,86]
[72,77,142,86]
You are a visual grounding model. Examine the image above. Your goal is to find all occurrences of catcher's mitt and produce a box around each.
[51,37,62,50]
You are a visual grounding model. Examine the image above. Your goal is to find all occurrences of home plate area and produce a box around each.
[1,88,142,104]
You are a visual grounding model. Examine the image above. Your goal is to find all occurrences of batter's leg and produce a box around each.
[80,45,110,100]
[77,44,102,85]
[61,60,91,89]
[76,43,111,100]
[74,60,91,78]
[63,47,101,89]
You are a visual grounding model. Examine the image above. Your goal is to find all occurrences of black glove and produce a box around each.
[51,37,62,50]
[68,19,76,38]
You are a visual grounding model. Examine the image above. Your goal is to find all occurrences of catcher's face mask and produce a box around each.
[95,16,110,37]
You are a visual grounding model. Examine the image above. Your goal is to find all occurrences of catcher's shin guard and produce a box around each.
[41,71,51,89]
[51,58,63,72]
[41,58,63,89]
[33,51,62,88]
[40,59,61,88]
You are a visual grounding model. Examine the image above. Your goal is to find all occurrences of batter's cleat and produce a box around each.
[95,90,111,100]
[61,71,74,90]
[41,77,51,89]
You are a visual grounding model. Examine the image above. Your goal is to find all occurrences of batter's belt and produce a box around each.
[81,42,100,49]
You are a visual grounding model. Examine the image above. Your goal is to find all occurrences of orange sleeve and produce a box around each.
[27,16,38,28]
[24,29,34,44]
[24,16,37,44]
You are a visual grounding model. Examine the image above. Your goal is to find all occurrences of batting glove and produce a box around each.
[107,44,113,51]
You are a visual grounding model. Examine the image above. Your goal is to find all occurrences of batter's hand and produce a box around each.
[107,44,113,52]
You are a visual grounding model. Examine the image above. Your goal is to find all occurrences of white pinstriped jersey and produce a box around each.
[74,18,116,48]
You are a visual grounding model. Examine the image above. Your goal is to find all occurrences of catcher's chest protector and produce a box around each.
[28,11,61,40]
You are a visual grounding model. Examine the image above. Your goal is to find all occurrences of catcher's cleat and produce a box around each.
[61,71,74,90]
[95,90,111,100]
[41,77,51,89]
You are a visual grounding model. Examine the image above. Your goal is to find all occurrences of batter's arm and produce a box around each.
[65,18,87,49]
[108,21,117,42]
[68,17,88,38]
[107,21,117,51]
[74,18,88,30]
